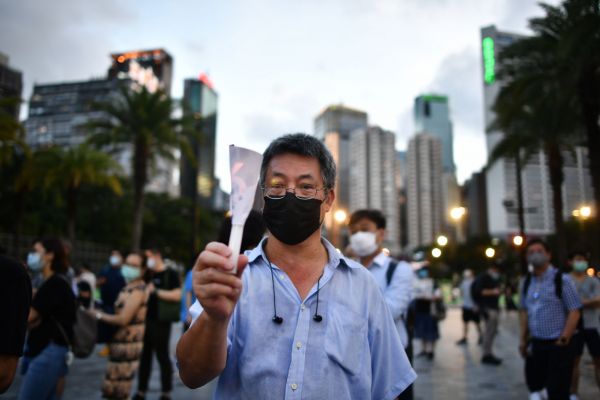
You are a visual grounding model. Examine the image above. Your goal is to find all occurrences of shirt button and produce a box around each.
[300,304,306,311]
[296,341,302,349]
[291,383,298,391]
[280,273,285,280]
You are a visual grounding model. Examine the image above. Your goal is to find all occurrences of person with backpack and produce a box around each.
[348,209,414,400]
[568,251,600,400]
[471,261,503,365]
[19,238,76,400]
[91,252,148,400]
[519,239,582,400]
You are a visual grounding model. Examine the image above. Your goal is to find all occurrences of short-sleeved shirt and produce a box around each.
[572,275,600,330]
[99,265,126,309]
[0,256,32,357]
[460,278,475,309]
[521,266,582,340]
[26,273,76,357]
[188,238,417,400]
[476,273,500,310]
[146,268,181,321]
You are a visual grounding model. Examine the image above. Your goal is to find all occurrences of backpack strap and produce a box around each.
[522,273,532,300]
[386,260,399,287]
[554,270,563,299]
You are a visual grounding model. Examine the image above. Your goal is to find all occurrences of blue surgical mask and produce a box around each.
[27,252,43,271]
[109,255,121,267]
[418,269,429,279]
[573,260,588,272]
[121,265,141,282]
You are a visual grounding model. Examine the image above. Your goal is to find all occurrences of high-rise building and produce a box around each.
[314,104,368,212]
[481,25,592,236]
[414,94,455,173]
[180,74,218,208]
[463,170,488,237]
[349,126,401,253]
[108,49,173,95]
[396,151,408,249]
[406,133,443,249]
[25,79,124,148]
[0,52,23,119]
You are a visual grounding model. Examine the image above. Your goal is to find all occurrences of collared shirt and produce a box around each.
[521,266,582,340]
[572,275,600,330]
[460,278,475,309]
[188,238,417,400]
[366,252,413,347]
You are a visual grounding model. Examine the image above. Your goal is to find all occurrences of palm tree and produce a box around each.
[38,144,123,246]
[526,0,600,258]
[489,30,582,265]
[84,85,191,251]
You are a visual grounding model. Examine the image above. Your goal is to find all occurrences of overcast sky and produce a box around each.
[0,0,560,190]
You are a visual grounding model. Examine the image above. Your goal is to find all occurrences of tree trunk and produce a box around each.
[13,190,25,258]
[66,186,78,249]
[131,139,148,252]
[578,67,600,265]
[546,143,567,267]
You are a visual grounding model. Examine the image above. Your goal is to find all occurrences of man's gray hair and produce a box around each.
[260,133,336,189]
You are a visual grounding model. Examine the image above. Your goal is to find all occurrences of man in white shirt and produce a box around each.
[349,209,414,400]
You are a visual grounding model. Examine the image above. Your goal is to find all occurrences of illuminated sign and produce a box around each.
[482,37,495,84]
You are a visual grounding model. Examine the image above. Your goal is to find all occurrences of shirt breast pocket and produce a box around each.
[324,305,367,376]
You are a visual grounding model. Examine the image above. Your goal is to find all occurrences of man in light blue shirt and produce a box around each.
[348,209,415,400]
[177,134,416,399]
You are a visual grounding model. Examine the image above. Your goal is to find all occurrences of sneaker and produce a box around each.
[540,389,548,400]
[569,394,579,400]
[456,338,467,345]
[529,392,542,400]
[481,354,502,365]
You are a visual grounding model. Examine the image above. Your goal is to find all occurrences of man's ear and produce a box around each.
[376,228,386,244]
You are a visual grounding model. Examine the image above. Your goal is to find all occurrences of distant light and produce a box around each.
[485,247,495,258]
[572,209,581,217]
[513,235,524,246]
[580,206,592,218]
[382,248,390,256]
[432,248,442,258]
[450,207,466,221]
[334,210,347,223]
[436,235,448,247]
[225,210,232,217]
[587,268,595,277]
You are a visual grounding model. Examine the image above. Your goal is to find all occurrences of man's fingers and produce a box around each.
[197,268,243,289]
[236,255,249,278]
[194,247,234,272]
[205,241,233,257]
[198,282,237,299]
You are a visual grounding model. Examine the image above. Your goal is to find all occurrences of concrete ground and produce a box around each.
[4,309,598,399]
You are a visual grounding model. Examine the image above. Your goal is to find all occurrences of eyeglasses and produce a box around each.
[262,184,328,200]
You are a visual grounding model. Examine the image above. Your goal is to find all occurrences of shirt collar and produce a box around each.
[246,236,357,269]
[371,251,389,269]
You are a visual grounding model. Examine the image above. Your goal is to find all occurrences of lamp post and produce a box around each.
[573,205,593,259]
[485,247,496,259]
[332,209,347,249]
[436,235,448,247]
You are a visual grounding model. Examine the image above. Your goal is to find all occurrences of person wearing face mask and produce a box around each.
[26,239,45,294]
[471,260,503,365]
[348,209,415,400]
[177,133,416,399]
[519,239,582,400]
[19,237,76,400]
[90,253,148,400]
[134,247,181,400]
[412,265,441,360]
[568,251,600,399]
[97,250,127,349]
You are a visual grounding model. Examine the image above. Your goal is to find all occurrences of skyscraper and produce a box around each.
[314,104,368,211]
[406,133,443,249]
[349,126,401,253]
[0,52,23,119]
[107,49,173,95]
[180,74,218,207]
[414,94,455,173]
[481,25,592,236]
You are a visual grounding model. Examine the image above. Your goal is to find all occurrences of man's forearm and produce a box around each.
[176,312,229,388]
[560,309,581,339]
[519,310,529,343]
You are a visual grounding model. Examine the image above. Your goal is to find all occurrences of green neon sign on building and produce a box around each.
[482,37,495,84]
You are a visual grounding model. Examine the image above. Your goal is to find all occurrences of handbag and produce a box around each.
[157,269,180,323]
[431,299,447,321]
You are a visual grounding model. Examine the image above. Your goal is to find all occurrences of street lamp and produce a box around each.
[485,247,495,258]
[449,206,467,243]
[513,235,524,247]
[436,235,448,247]
[334,209,347,224]
[431,248,442,258]
[573,205,593,219]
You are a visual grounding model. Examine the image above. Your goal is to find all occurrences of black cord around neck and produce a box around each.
[264,241,323,324]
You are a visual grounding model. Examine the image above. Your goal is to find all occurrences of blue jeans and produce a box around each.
[19,343,69,400]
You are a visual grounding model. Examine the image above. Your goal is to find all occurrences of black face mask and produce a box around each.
[262,192,323,245]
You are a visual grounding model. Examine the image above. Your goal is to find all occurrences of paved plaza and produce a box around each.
[4,308,598,399]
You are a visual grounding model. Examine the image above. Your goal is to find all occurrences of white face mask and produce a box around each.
[350,231,379,257]
[147,258,156,269]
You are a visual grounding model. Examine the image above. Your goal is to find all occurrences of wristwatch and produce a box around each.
[95,311,103,321]
[557,336,569,345]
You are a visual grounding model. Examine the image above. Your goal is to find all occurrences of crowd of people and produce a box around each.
[1,133,599,400]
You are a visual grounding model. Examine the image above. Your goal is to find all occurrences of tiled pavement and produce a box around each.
[4,309,598,399]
